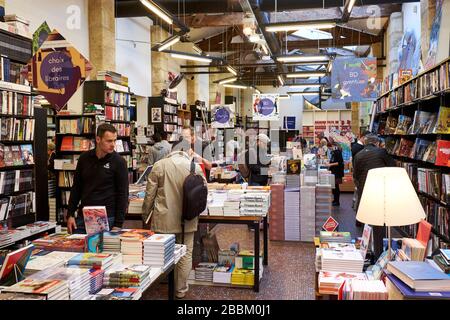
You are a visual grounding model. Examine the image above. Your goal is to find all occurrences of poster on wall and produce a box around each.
[425,0,443,69]
[398,18,422,75]
[29,30,92,112]
[32,21,51,54]
[211,104,235,128]
[252,94,280,121]
[283,116,296,130]
[331,57,377,102]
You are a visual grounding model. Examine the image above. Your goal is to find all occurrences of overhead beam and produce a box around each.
[180,13,246,27]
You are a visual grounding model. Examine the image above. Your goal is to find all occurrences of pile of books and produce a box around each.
[319,231,352,243]
[207,191,227,216]
[433,249,450,273]
[223,191,241,217]
[318,271,367,295]
[399,238,426,261]
[284,189,300,241]
[32,232,86,252]
[2,278,69,300]
[195,263,217,282]
[300,186,315,242]
[341,279,388,300]
[25,251,79,276]
[235,250,263,270]
[239,192,270,216]
[3,15,31,38]
[231,268,261,286]
[89,269,105,294]
[174,244,187,264]
[285,174,300,189]
[213,265,234,284]
[104,264,153,291]
[67,253,115,270]
[97,70,129,87]
[93,287,141,300]
[120,229,154,264]
[143,234,175,271]
[321,249,364,273]
[268,184,284,241]
[103,230,124,254]
[315,185,333,235]
[0,292,46,300]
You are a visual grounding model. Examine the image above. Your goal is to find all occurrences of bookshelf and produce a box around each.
[373,58,450,250]
[148,96,181,142]
[302,110,353,145]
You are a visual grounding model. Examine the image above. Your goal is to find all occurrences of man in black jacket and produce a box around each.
[353,133,396,258]
[67,123,129,234]
[351,130,370,212]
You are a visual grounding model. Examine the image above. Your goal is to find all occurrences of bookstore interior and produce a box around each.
[1,0,450,303]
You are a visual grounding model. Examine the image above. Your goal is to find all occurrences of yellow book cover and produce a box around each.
[434,106,450,134]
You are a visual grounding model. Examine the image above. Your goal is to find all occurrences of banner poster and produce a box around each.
[331,57,377,102]
[425,0,443,69]
[252,94,280,121]
[32,21,51,54]
[211,104,235,128]
[29,29,92,112]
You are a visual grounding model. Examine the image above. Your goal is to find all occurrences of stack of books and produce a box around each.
[25,251,79,276]
[239,192,270,216]
[321,249,365,273]
[223,192,241,217]
[235,250,263,270]
[400,238,426,261]
[318,271,367,295]
[195,263,217,282]
[0,292,46,300]
[286,175,300,189]
[433,249,450,273]
[2,278,69,300]
[284,189,300,241]
[89,269,105,294]
[300,186,315,242]
[268,184,285,241]
[104,264,153,291]
[93,287,141,300]
[174,244,187,264]
[32,233,87,252]
[207,191,227,216]
[143,234,176,271]
[67,253,115,270]
[120,229,154,264]
[48,198,56,222]
[315,185,333,235]
[320,231,352,243]
[231,268,262,286]
[342,279,388,300]
[103,231,124,254]
[213,265,234,284]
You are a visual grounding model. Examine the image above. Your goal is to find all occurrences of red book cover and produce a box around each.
[416,220,432,248]
[60,136,74,151]
[435,140,450,167]
[105,106,113,120]
[0,244,34,286]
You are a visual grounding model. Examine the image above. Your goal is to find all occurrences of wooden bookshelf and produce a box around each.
[148,96,182,142]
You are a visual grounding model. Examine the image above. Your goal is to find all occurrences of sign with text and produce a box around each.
[331,57,377,102]
[211,104,235,128]
[322,216,339,232]
[29,29,92,112]
[252,94,279,121]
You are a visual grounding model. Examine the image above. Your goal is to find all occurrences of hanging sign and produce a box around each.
[252,94,279,121]
[323,216,339,232]
[331,57,377,102]
[29,29,92,112]
[32,21,51,54]
[211,104,235,128]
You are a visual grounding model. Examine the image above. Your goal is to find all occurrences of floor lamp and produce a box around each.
[356,167,426,259]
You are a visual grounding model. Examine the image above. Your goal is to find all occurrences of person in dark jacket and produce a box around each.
[246,133,271,186]
[353,133,396,258]
[351,130,370,213]
[325,140,345,206]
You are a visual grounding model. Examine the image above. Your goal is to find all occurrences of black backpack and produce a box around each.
[181,160,208,242]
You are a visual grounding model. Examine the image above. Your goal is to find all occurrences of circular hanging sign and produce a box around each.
[40,51,74,89]
[258,98,275,116]
[215,107,230,124]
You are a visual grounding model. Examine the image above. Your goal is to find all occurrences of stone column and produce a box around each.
[421,0,436,60]
[88,0,116,78]
[151,26,169,96]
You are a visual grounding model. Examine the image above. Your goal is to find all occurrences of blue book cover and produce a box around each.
[440,249,450,262]
[385,271,450,299]
[389,261,450,281]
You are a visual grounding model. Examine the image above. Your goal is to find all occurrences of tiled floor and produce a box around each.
[142,192,358,300]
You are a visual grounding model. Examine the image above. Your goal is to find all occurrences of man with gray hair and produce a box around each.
[353,133,396,258]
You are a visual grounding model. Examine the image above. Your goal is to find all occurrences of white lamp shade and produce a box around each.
[356,167,426,226]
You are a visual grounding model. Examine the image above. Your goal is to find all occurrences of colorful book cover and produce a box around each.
[0,144,5,167]
[120,229,154,241]
[397,138,415,157]
[287,159,301,175]
[422,141,437,163]
[414,139,431,160]
[0,244,34,286]
[82,206,109,235]
[435,140,450,167]
[434,106,450,134]
[3,278,65,295]
[60,136,74,151]
[11,145,23,166]
[395,115,412,135]
[385,115,398,134]
[20,144,34,165]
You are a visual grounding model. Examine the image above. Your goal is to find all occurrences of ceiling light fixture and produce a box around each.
[171,53,212,63]
[218,77,238,85]
[266,21,336,33]
[226,66,238,76]
[223,84,248,89]
[277,55,329,63]
[286,72,327,78]
[278,75,285,86]
[140,0,173,25]
[157,35,180,52]
[346,0,357,13]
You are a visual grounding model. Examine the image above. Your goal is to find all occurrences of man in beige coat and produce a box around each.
[142,138,206,299]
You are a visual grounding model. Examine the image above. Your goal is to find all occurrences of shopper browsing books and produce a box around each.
[181,126,213,178]
[66,124,129,234]
[142,138,206,299]
[245,133,272,187]
[323,139,344,206]
[148,132,172,165]
[353,133,396,258]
